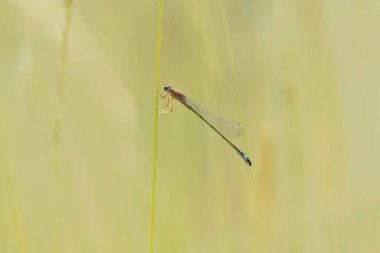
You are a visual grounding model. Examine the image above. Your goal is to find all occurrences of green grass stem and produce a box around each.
[150,0,163,252]
[217,0,264,233]
[51,1,73,252]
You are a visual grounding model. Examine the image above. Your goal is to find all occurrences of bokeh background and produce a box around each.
[1,0,380,252]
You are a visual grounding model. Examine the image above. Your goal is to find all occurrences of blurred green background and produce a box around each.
[1,0,380,252]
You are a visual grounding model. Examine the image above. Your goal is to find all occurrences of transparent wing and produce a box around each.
[185,97,245,137]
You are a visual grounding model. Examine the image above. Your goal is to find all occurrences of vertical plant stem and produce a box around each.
[151,0,163,253]
[53,0,73,178]
[52,1,73,252]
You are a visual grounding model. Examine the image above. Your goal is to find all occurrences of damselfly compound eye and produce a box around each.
[163,86,172,92]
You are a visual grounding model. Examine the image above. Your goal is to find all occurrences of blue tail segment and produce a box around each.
[242,153,252,166]
[234,147,252,166]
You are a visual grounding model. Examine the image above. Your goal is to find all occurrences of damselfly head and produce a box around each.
[163,85,173,93]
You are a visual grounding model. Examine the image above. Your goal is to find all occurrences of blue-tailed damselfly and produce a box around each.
[161,85,252,166]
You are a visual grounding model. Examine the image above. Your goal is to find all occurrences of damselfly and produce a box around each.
[161,85,252,166]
